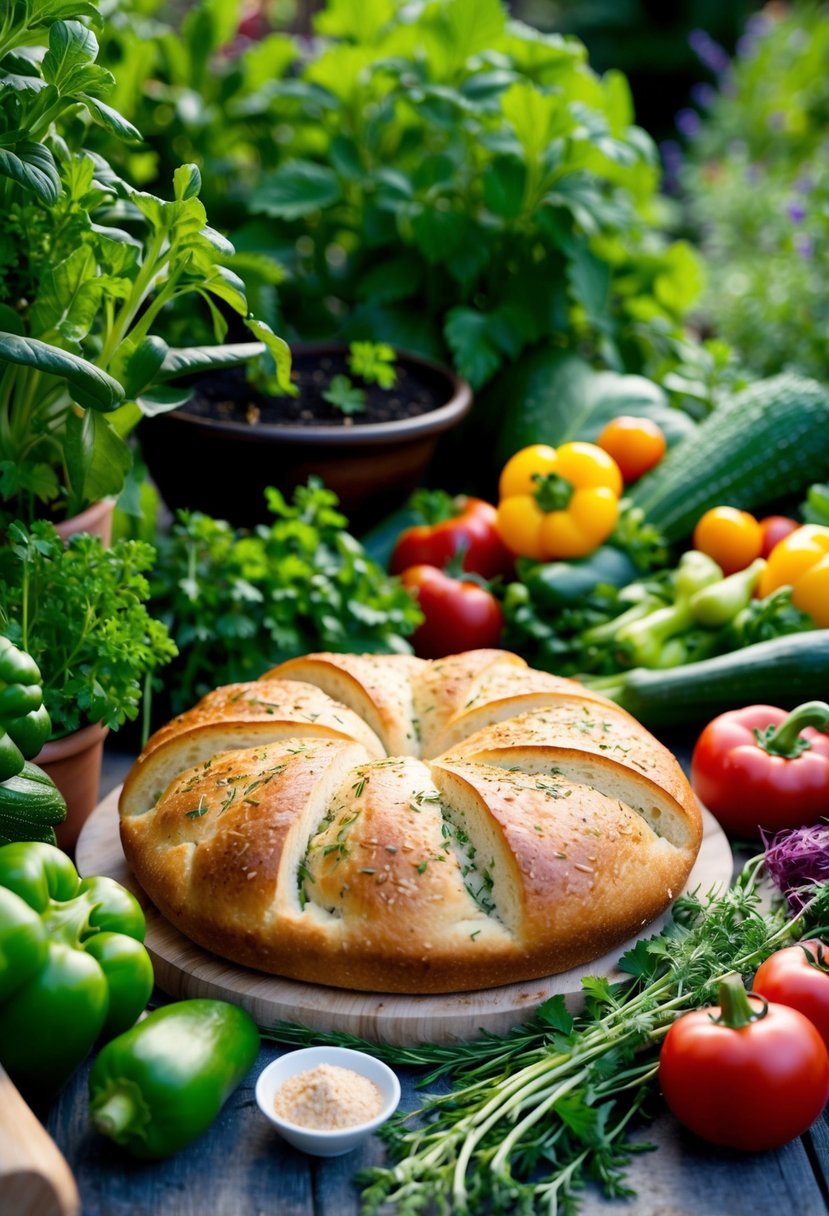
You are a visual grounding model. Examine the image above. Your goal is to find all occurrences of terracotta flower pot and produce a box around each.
[54,499,115,546]
[35,722,109,855]
[139,344,473,529]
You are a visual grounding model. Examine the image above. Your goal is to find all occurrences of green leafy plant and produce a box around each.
[680,5,829,384]
[0,521,177,739]
[92,0,702,400]
[321,374,366,415]
[149,479,423,716]
[0,0,291,526]
[347,341,397,390]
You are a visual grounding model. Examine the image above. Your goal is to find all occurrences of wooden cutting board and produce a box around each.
[76,788,732,1046]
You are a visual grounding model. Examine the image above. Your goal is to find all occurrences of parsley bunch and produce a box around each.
[150,479,423,716]
[0,521,177,738]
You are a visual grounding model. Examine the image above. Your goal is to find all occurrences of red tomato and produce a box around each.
[690,703,829,835]
[753,941,829,1050]
[659,980,829,1151]
[390,497,514,581]
[758,515,801,559]
[400,565,503,659]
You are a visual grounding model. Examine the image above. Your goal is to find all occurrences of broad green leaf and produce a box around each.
[0,333,123,412]
[120,335,169,398]
[64,407,132,513]
[174,163,202,202]
[355,255,423,304]
[29,246,95,337]
[28,1,99,20]
[82,95,142,143]
[239,34,297,92]
[0,142,61,204]
[42,21,110,98]
[155,342,266,383]
[200,226,235,258]
[136,386,194,416]
[201,266,248,316]
[423,0,505,79]
[244,318,293,395]
[567,242,611,327]
[305,44,376,103]
[314,0,396,42]
[249,161,342,220]
[410,208,468,263]
[483,156,526,218]
[444,307,503,390]
[603,69,634,136]
[653,241,705,316]
[501,82,572,165]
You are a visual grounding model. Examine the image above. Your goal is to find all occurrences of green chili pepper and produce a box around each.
[89,999,261,1159]
[0,842,154,1099]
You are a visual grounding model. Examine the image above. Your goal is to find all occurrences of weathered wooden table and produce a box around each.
[43,747,829,1216]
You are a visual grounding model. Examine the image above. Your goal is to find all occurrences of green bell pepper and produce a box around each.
[0,841,154,1099]
[89,999,261,1158]
[0,638,50,781]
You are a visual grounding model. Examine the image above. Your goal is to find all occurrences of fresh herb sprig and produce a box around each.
[267,860,829,1214]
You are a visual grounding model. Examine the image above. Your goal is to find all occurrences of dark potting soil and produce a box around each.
[185,350,449,428]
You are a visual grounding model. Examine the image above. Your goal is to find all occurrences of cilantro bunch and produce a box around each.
[150,479,423,716]
[0,521,177,738]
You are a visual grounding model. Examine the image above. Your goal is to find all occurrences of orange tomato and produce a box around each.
[692,506,764,576]
[596,416,667,484]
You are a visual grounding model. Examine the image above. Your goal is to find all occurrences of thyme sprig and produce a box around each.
[266,858,829,1214]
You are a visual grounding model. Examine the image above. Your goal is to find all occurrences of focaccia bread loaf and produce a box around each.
[119,649,702,994]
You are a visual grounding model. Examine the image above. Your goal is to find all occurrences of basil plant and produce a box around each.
[0,0,291,525]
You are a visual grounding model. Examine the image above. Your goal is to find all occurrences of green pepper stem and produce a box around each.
[532,472,573,513]
[760,700,829,759]
[92,1089,138,1139]
[712,974,768,1028]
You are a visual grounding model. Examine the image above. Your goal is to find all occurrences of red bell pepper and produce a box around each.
[389,496,514,581]
[691,700,829,836]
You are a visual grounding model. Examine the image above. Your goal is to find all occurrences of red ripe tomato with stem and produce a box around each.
[753,940,829,1050]
[658,974,829,1151]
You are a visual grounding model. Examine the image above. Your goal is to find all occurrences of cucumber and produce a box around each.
[0,761,66,828]
[630,374,829,542]
[604,630,829,728]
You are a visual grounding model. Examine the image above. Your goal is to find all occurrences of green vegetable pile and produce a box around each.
[150,479,422,716]
[0,637,65,846]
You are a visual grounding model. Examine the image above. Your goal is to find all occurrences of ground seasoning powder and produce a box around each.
[274,1063,383,1129]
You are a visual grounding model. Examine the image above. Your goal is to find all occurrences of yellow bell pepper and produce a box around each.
[496,442,623,561]
[757,524,829,627]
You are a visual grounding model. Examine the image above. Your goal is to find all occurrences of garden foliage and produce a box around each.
[682,4,829,383]
[93,0,703,392]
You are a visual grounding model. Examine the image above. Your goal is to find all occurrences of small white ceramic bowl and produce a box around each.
[254,1045,401,1157]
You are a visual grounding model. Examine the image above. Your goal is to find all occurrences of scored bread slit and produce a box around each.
[453,751,692,850]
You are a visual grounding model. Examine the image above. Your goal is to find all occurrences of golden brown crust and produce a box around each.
[119,649,702,994]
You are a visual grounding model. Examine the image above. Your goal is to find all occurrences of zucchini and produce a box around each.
[0,761,66,828]
[603,630,829,728]
[630,374,829,542]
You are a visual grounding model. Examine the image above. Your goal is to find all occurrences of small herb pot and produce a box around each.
[254,1046,401,1157]
[139,343,473,530]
